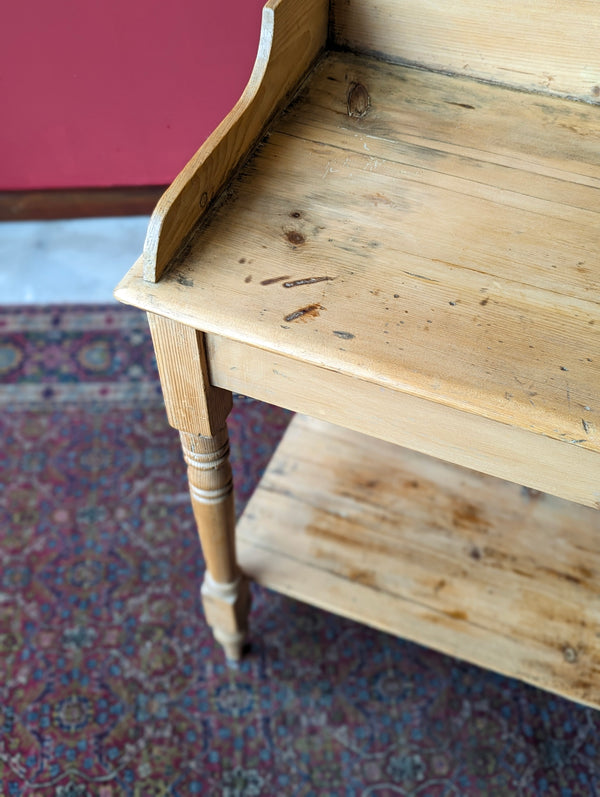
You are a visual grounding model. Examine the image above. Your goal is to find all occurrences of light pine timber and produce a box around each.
[114,1,600,679]
[146,313,249,659]
[204,335,600,509]
[115,54,600,496]
[331,0,600,103]
[237,415,600,708]
[143,0,328,282]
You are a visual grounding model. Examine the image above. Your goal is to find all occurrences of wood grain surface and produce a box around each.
[237,414,600,707]
[205,335,600,508]
[142,0,328,281]
[331,0,600,102]
[116,53,600,485]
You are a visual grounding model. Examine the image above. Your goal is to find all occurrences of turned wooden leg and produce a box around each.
[180,428,250,661]
[146,312,250,661]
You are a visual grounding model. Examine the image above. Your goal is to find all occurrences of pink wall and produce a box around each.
[1,0,265,190]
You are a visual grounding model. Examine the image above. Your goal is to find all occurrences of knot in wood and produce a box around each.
[347,82,370,118]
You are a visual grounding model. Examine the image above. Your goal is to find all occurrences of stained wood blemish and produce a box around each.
[404,271,436,283]
[261,275,291,286]
[362,479,379,489]
[286,230,306,246]
[284,304,323,322]
[306,521,391,557]
[283,276,333,288]
[333,331,355,340]
[347,81,370,118]
[577,564,594,581]
[446,101,476,110]
[177,275,194,287]
[540,567,583,586]
[245,275,253,283]
[347,568,377,587]
[445,609,469,621]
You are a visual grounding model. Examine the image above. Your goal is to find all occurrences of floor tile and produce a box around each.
[0,216,148,303]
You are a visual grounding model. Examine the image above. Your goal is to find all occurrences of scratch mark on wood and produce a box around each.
[333,330,355,340]
[582,419,590,434]
[261,275,291,286]
[403,271,437,282]
[284,304,323,323]
[446,101,476,110]
[283,276,333,288]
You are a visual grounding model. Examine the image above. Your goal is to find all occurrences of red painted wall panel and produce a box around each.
[1,0,264,189]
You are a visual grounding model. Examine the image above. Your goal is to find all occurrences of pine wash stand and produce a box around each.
[116,0,600,707]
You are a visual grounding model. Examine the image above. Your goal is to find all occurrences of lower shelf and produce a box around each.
[237,414,600,708]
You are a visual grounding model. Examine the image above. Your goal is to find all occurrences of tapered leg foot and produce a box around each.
[181,428,250,660]
[201,572,251,661]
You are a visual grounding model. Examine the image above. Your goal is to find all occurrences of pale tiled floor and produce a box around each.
[0,216,149,304]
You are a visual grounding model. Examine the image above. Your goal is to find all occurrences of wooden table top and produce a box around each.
[117,52,600,467]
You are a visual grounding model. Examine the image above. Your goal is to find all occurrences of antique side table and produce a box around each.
[116,0,600,707]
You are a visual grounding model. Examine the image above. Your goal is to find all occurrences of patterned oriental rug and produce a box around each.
[1,304,599,797]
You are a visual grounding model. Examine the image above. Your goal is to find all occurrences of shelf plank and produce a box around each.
[237,414,600,707]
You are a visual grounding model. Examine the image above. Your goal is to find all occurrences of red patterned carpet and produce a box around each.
[1,304,599,796]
